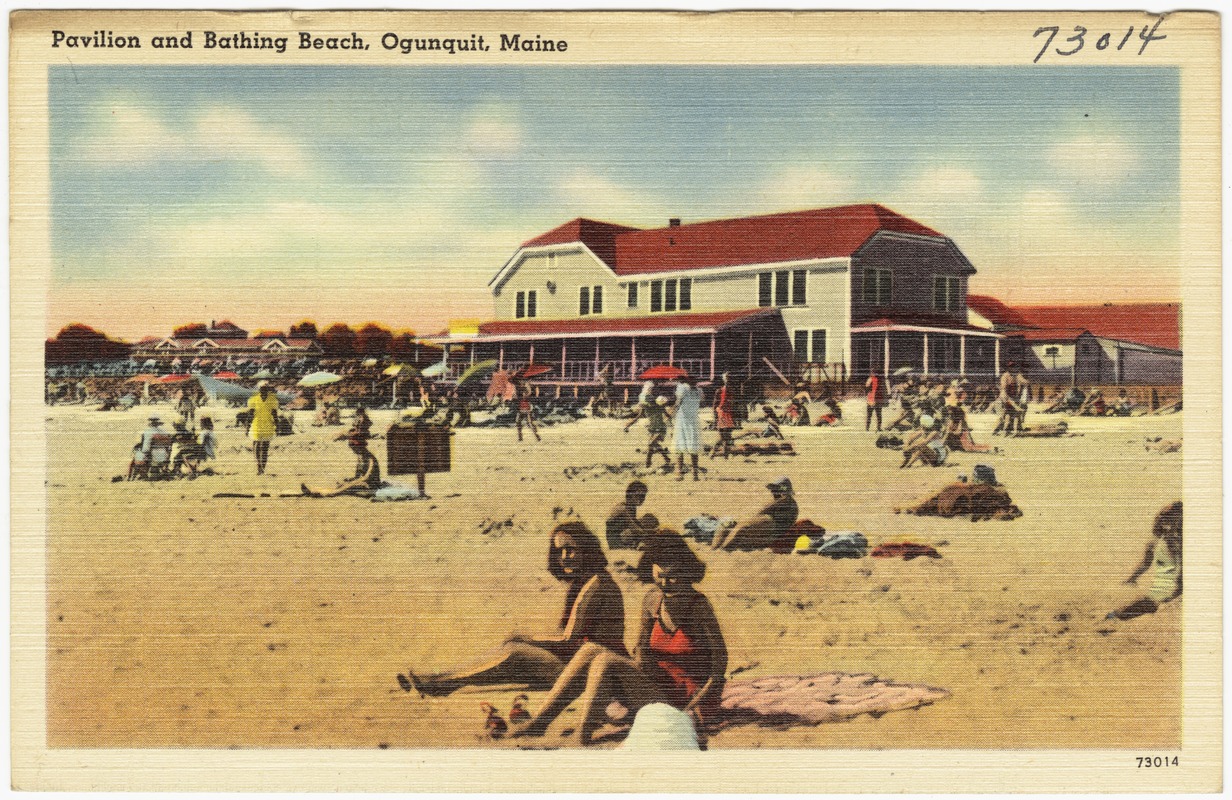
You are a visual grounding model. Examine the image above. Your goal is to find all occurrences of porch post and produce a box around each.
[709,333,717,381]
[594,338,600,380]
[630,337,637,379]
[668,336,675,366]
[529,343,535,365]
[959,335,966,376]
[993,338,1001,376]
[747,331,753,377]
[922,333,929,375]
[469,345,475,365]
[883,331,890,378]
[499,343,504,371]
[561,340,568,379]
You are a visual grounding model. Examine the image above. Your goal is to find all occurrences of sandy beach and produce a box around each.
[46,401,1182,750]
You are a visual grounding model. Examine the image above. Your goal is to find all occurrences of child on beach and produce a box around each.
[624,395,672,469]
[398,521,626,697]
[1108,502,1182,621]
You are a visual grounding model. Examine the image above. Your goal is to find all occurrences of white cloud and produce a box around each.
[892,165,986,222]
[1047,136,1140,189]
[70,103,309,177]
[751,163,861,213]
[554,169,655,220]
[460,105,524,157]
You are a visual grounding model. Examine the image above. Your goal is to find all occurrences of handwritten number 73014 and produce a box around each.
[1033,18,1166,63]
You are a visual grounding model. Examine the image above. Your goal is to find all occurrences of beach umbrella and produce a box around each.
[639,365,688,381]
[893,366,915,376]
[421,360,448,378]
[212,370,242,380]
[383,363,418,377]
[142,359,158,367]
[513,363,554,380]
[456,359,500,387]
[156,373,192,383]
[253,368,275,380]
[126,373,157,383]
[297,371,343,388]
[362,358,379,368]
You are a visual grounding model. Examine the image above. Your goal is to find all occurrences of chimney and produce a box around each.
[669,218,681,227]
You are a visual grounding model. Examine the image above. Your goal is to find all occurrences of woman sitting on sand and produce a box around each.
[398,521,626,697]
[512,532,727,745]
[942,399,991,453]
[1107,501,1182,621]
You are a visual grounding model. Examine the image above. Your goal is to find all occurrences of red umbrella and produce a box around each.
[212,371,242,380]
[513,363,554,379]
[639,365,688,381]
[156,373,192,383]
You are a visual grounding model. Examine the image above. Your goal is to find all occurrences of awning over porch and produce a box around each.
[434,308,791,384]
[853,312,1005,379]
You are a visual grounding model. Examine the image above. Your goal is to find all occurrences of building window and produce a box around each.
[933,275,960,312]
[627,283,638,309]
[593,285,603,314]
[579,286,590,316]
[579,285,603,316]
[863,269,893,306]
[647,278,691,313]
[526,290,537,318]
[760,270,807,307]
[516,292,525,319]
[793,329,827,362]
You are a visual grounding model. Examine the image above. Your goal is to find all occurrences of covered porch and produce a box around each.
[437,308,793,390]
[852,316,1005,381]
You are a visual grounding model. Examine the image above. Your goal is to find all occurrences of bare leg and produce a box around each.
[716,516,777,551]
[409,642,566,697]
[527,414,541,441]
[577,652,664,746]
[690,454,700,481]
[676,454,685,480]
[512,642,610,736]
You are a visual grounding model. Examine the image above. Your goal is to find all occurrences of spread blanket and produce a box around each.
[717,672,949,727]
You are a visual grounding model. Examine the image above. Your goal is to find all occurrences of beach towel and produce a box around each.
[875,434,903,449]
[683,514,737,545]
[371,481,424,502]
[719,672,949,728]
[871,542,942,560]
[901,483,1022,521]
[816,531,868,559]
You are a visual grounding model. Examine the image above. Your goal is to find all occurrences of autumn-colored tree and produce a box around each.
[288,320,318,339]
[55,323,107,340]
[354,323,394,357]
[253,330,285,339]
[318,323,356,357]
[389,331,418,358]
[172,322,209,339]
[46,323,131,364]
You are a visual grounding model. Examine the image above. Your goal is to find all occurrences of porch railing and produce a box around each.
[443,357,714,382]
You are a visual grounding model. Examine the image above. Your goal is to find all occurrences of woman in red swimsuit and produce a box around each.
[398,521,626,696]
[514,533,727,745]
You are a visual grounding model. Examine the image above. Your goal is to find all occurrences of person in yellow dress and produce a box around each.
[247,380,280,475]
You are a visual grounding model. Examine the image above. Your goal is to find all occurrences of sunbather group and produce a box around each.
[128,414,217,480]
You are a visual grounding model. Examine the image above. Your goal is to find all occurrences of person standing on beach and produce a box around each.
[865,371,888,431]
[513,377,541,442]
[992,364,1020,437]
[625,395,673,470]
[176,387,196,423]
[711,372,737,459]
[673,375,703,481]
[248,380,279,475]
[1013,364,1030,433]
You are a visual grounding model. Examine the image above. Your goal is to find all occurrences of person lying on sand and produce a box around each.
[511,532,727,746]
[397,521,627,697]
[758,405,785,439]
[711,477,799,551]
[896,475,1022,521]
[1107,501,1181,621]
[1013,420,1072,437]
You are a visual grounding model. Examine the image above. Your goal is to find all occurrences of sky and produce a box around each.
[47,65,1180,340]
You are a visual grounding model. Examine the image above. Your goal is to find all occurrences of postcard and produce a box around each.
[10,8,1221,793]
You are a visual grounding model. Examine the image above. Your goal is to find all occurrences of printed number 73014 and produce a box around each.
[1136,756,1179,768]
[1033,18,1166,64]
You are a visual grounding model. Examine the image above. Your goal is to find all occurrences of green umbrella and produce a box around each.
[456,359,499,387]
[421,360,449,378]
[297,371,343,387]
[253,368,276,380]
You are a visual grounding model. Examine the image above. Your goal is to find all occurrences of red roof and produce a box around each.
[966,294,1032,328]
[853,311,989,333]
[477,308,780,338]
[1014,303,1180,351]
[520,204,945,276]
